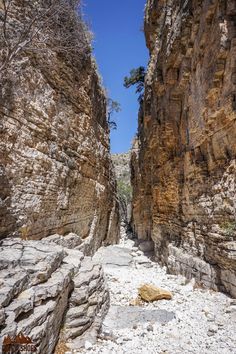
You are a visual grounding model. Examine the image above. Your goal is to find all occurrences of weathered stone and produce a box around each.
[138,240,154,253]
[93,245,132,267]
[136,256,151,265]
[131,0,236,297]
[66,317,91,329]
[129,297,143,307]
[66,304,90,321]
[84,341,93,350]
[59,256,110,350]
[45,233,83,249]
[63,249,84,271]
[102,305,175,330]
[0,2,118,350]
[6,298,34,320]
[0,237,110,354]
[70,287,88,306]
[138,284,172,302]
[0,0,119,252]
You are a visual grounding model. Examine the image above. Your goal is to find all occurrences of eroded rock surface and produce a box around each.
[0,236,109,353]
[131,0,236,296]
[0,0,119,251]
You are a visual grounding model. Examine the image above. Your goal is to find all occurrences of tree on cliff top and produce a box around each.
[123,66,146,103]
[0,0,90,72]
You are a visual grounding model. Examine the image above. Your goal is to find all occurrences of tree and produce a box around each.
[123,66,146,103]
[107,98,121,130]
[0,0,90,73]
[117,180,132,205]
[117,180,132,223]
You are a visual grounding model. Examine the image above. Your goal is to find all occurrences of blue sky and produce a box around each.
[83,0,148,153]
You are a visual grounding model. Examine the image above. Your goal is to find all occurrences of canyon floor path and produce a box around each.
[79,227,236,354]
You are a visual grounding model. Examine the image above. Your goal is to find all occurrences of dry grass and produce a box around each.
[54,340,70,354]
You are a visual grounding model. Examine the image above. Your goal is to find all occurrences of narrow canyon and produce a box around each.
[0,1,235,354]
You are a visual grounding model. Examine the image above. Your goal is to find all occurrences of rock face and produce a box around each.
[0,0,119,251]
[0,236,109,353]
[112,152,132,223]
[112,153,131,183]
[131,0,236,297]
[0,2,119,351]
[60,257,109,350]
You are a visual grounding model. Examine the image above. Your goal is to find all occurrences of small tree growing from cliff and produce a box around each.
[123,66,146,103]
[107,98,121,130]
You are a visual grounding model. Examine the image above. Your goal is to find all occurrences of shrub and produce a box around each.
[123,66,146,103]
[220,221,236,237]
[117,180,132,205]
[0,0,90,72]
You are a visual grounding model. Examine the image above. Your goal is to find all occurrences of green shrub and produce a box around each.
[220,221,236,236]
[117,180,132,205]
[123,66,146,103]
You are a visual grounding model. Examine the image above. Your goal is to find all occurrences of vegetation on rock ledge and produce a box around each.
[124,66,146,103]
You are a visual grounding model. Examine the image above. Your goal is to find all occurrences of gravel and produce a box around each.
[75,227,236,354]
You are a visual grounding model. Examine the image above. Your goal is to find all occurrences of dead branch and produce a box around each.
[0,0,90,72]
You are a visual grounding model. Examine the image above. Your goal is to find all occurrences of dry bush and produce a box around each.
[0,0,91,72]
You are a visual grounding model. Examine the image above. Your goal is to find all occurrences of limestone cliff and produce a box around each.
[0,0,119,251]
[112,152,132,223]
[131,0,236,296]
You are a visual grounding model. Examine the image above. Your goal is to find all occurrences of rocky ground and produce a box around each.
[70,227,235,354]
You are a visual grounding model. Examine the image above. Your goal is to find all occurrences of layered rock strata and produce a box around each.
[131,0,236,296]
[0,235,109,353]
[0,0,119,250]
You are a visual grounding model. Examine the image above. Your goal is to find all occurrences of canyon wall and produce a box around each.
[0,0,119,251]
[131,0,236,296]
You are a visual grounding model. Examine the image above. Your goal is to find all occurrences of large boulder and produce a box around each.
[138,284,172,302]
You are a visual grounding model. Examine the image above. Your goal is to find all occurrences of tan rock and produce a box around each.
[0,0,120,251]
[138,284,172,302]
[129,297,143,306]
[131,0,236,298]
